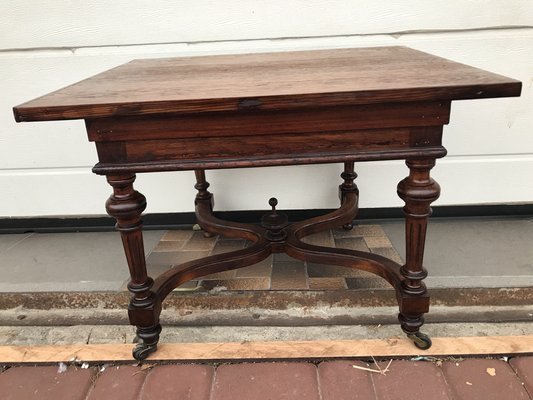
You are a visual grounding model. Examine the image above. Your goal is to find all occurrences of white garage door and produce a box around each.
[1,1,532,217]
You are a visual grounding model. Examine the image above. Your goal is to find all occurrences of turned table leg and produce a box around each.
[106,174,162,360]
[339,162,359,230]
[194,170,216,238]
[396,159,440,349]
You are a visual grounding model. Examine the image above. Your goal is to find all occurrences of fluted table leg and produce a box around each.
[396,159,440,349]
[106,174,161,360]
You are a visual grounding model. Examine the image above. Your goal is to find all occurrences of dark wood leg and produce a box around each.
[339,162,358,230]
[396,159,440,349]
[106,174,161,360]
[194,170,216,238]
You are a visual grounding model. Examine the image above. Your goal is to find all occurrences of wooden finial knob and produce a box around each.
[261,196,288,241]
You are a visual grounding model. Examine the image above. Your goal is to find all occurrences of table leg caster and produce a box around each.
[406,331,432,350]
[193,223,216,238]
[342,222,353,230]
[133,342,158,361]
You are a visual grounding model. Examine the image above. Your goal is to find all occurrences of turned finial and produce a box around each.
[261,197,288,241]
[269,197,278,213]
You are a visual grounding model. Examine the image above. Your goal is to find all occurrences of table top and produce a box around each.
[14,46,521,122]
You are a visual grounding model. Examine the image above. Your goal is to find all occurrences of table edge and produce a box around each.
[13,81,521,123]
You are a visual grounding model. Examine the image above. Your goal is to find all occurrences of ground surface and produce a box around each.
[1,217,532,292]
[1,356,533,399]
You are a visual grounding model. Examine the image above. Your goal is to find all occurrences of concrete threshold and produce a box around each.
[0,287,531,327]
[1,304,532,327]
[0,287,531,310]
[1,322,533,347]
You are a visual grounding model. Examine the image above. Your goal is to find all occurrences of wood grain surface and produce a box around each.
[14,46,521,121]
[85,101,449,142]
[0,335,531,363]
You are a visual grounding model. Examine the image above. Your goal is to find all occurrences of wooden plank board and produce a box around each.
[1,336,532,363]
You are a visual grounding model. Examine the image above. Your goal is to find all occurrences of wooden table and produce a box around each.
[14,47,521,360]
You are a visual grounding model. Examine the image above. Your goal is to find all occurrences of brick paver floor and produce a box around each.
[1,356,532,399]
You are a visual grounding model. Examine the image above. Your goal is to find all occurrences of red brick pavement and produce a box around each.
[0,357,532,399]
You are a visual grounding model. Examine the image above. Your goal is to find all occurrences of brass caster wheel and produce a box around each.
[407,332,432,350]
[202,231,216,238]
[342,222,353,231]
[132,342,157,361]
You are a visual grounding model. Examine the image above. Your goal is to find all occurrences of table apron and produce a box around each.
[86,101,450,143]
[92,127,445,174]
[89,101,449,174]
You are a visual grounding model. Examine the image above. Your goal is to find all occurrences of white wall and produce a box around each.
[2,1,532,217]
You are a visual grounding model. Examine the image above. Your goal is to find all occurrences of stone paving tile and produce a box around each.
[373,360,452,400]
[199,277,270,290]
[236,256,273,278]
[0,366,96,400]
[146,226,403,291]
[140,364,214,400]
[309,277,348,290]
[332,227,359,238]
[370,247,403,264]
[345,277,390,289]
[184,232,218,251]
[144,264,201,289]
[86,365,147,400]
[174,280,200,290]
[334,236,369,251]
[210,239,246,255]
[271,261,308,289]
[510,356,533,396]
[318,360,376,400]
[202,269,237,280]
[441,359,530,400]
[333,225,386,238]
[120,274,199,292]
[306,262,366,278]
[211,362,320,400]
[152,240,187,252]
[301,230,336,247]
[364,236,394,249]
[147,250,210,267]
[161,230,193,241]
[273,253,299,262]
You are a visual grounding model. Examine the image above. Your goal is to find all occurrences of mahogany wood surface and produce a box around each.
[13,46,520,122]
[13,46,522,360]
[85,101,450,142]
